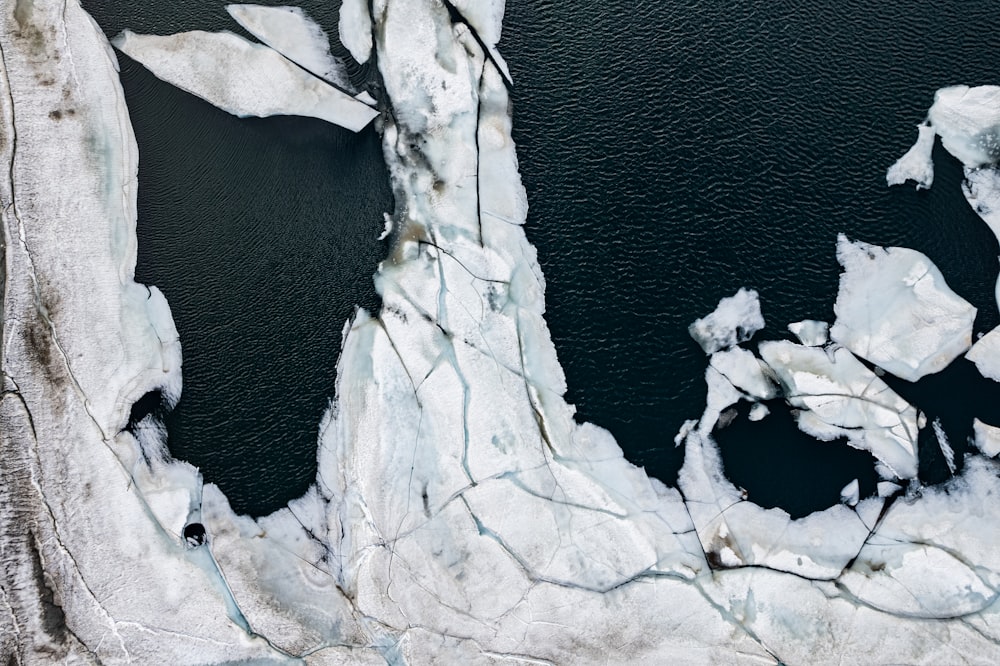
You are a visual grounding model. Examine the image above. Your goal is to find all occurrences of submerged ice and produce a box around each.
[7,1,1000,664]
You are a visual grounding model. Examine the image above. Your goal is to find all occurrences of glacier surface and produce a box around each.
[5,1,1000,664]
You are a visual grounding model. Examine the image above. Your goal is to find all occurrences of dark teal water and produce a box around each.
[87,1,1000,518]
[84,1,390,516]
[500,1,1000,515]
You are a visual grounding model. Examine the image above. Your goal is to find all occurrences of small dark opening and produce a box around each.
[183,522,207,547]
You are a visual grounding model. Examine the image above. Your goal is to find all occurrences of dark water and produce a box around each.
[87,1,1000,518]
[84,1,390,516]
[501,1,1000,516]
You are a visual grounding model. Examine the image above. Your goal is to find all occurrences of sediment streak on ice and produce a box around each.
[8,1,1000,663]
[112,29,377,132]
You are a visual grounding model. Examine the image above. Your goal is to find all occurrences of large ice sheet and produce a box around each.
[830,234,976,381]
[226,4,354,90]
[10,1,1000,663]
[113,29,377,132]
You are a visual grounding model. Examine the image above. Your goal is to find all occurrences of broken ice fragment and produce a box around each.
[759,340,921,479]
[708,347,777,401]
[886,122,936,189]
[226,4,354,90]
[840,479,860,506]
[748,403,769,422]
[113,29,378,132]
[967,327,1000,381]
[339,0,373,64]
[787,319,829,347]
[688,288,764,354]
[830,235,975,381]
[973,418,1000,458]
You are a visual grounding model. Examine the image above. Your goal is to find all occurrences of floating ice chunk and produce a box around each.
[877,481,902,497]
[759,340,922,479]
[840,479,860,506]
[886,122,936,189]
[113,30,378,132]
[339,0,373,64]
[966,326,1000,382]
[973,418,1000,457]
[928,85,1000,168]
[787,319,829,347]
[688,288,764,354]
[932,418,956,474]
[226,5,353,90]
[830,235,976,381]
[708,347,777,401]
[748,402,770,421]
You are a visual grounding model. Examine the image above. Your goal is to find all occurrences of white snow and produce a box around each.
[688,288,765,354]
[830,235,976,381]
[226,4,354,90]
[113,29,377,132]
[759,340,922,479]
[339,0,373,64]
[886,122,936,189]
[973,418,1000,457]
[787,319,829,346]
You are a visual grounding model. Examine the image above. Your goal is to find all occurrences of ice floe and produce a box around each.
[788,318,829,346]
[830,234,976,382]
[339,0,373,64]
[226,4,354,90]
[886,122,936,189]
[113,29,377,131]
[688,287,765,354]
[973,418,1000,457]
[759,341,922,479]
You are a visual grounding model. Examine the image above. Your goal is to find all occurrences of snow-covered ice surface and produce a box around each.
[113,28,377,132]
[226,4,355,91]
[8,1,1000,663]
[830,235,976,381]
[788,318,829,346]
[886,122,935,189]
[339,0,373,64]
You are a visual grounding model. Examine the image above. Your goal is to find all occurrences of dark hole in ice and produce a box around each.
[183,523,206,547]
[124,389,166,435]
[714,399,879,519]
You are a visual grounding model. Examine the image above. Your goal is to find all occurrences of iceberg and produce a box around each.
[830,235,976,381]
[8,0,1000,663]
[112,29,377,132]
[226,4,355,91]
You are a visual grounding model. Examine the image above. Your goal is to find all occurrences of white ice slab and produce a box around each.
[226,4,354,90]
[113,29,377,132]
[688,288,765,354]
[787,319,829,346]
[973,418,1000,457]
[886,122,935,189]
[339,0,373,64]
[759,340,921,479]
[967,327,1000,381]
[830,235,976,381]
